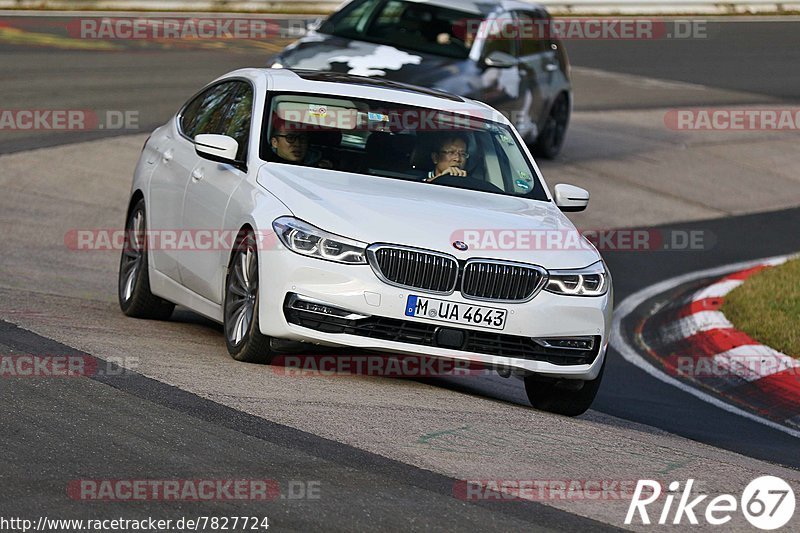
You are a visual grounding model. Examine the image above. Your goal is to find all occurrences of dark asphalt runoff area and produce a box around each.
[0,324,612,532]
[1,13,799,528]
[566,19,800,103]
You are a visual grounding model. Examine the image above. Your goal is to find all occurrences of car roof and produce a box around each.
[240,68,507,124]
[401,0,548,16]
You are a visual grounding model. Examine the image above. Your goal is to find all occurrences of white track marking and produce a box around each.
[692,279,743,300]
[713,345,800,382]
[611,254,800,439]
[658,311,732,345]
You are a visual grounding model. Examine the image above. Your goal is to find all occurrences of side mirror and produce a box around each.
[554,183,589,212]
[483,50,518,68]
[306,17,323,32]
[195,134,239,164]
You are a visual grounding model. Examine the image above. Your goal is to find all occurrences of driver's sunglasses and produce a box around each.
[439,149,470,159]
[276,133,308,144]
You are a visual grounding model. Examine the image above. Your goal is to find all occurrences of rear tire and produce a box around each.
[523,358,605,416]
[532,94,570,160]
[223,229,275,364]
[118,198,175,320]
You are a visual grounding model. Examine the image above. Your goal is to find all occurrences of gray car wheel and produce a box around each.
[533,94,570,159]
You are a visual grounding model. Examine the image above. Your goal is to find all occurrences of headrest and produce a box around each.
[308,128,342,147]
[365,132,416,171]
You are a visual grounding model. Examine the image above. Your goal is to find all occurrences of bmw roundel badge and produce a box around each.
[452,241,468,251]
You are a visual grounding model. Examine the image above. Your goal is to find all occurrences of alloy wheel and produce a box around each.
[119,208,145,303]
[225,233,258,347]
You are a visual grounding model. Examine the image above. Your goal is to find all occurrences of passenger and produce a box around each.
[269,117,332,168]
[424,134,469,183]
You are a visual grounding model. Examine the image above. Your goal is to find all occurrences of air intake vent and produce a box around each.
[461,260,547,302]
[367,245,458,294]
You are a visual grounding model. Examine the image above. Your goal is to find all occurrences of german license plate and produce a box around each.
[404,295,507,330]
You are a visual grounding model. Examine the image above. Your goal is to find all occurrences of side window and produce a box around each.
[179,92,205,137]
[515,11,547,57]
[481,12,516,58]
[221,82,253,161]
[180,82,239,139]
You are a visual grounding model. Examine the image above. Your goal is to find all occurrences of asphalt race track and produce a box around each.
[1,14,799,531]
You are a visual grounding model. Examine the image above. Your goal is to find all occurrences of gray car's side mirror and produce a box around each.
[554,183,589,212]
[306,17,323,32]
[195,134,239,164]
[483,50,518,68]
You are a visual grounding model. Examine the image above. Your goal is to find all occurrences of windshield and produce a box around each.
[320,0,479,59]
[261,92,547,201]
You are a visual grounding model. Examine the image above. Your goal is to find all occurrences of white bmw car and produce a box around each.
[120,68,612,415]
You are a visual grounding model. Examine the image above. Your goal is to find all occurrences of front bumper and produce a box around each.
[258,248,612,379]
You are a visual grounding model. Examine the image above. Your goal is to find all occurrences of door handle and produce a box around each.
[162,149,173,163]
[545,62,559,72]
[191,168,204,181]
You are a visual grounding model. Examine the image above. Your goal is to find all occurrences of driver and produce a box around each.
[424,134,469,183]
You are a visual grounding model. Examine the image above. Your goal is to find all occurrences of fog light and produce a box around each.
[533,337,595,351]
[287,294,369,320]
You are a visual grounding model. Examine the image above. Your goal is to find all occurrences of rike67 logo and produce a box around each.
[625,477,795,530]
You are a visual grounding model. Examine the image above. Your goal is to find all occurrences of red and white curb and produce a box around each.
[612,254,800,439]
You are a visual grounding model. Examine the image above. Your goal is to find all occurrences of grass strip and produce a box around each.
[722,257,800,358]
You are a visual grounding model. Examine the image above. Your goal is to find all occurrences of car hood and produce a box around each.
[276,32,471,88]
[257,165,600,269]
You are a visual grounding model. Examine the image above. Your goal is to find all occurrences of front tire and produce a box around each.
[523,358,605,416]
[532,94,570,159]
[223,229,275,363]
[118,198,175,320]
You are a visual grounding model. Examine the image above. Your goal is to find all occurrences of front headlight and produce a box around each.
[272,217,367,264]
[545,261,608,296]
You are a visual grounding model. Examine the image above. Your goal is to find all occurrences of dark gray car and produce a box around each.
[269,0,572,158]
